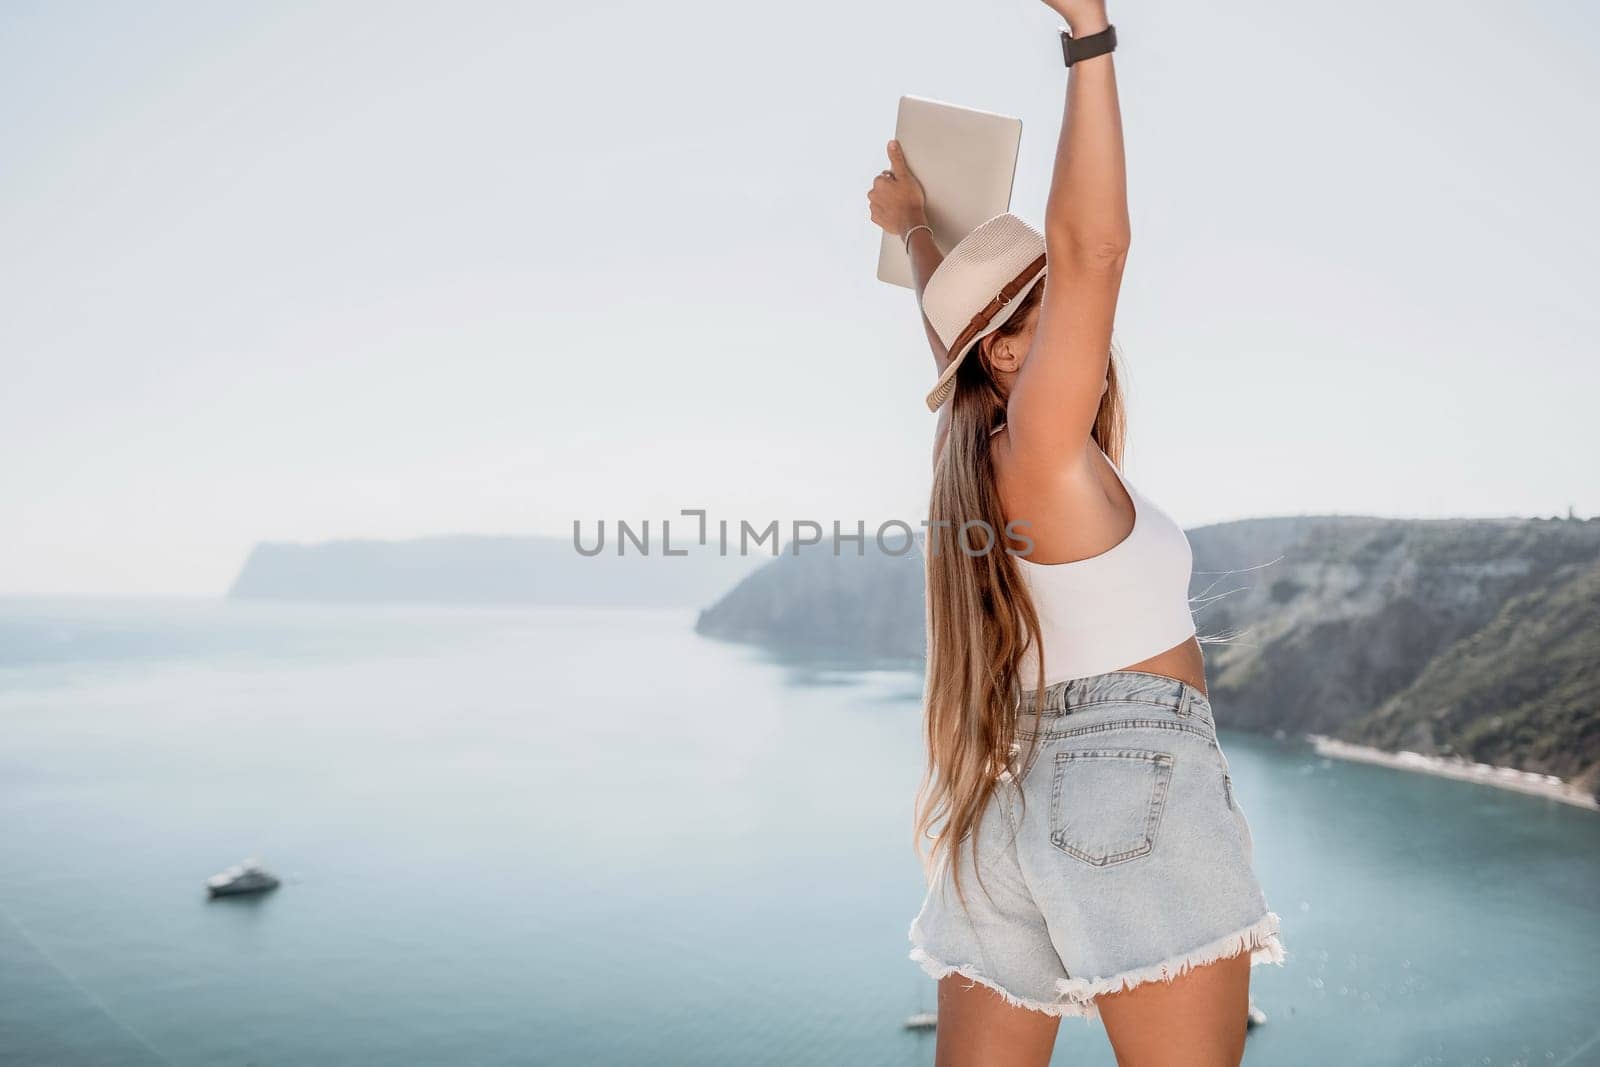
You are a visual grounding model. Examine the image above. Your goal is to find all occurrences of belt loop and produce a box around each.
[1177,682,1192,717]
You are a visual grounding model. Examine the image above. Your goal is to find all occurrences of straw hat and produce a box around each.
[920,213,1048,412]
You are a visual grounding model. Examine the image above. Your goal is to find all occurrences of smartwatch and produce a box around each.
[1060,24,1117,67]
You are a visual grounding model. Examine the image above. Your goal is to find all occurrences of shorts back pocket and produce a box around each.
[1050,749,1174,867]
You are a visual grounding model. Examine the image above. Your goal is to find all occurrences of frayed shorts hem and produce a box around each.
[909,911,1286,1022]
[1056,911,1286,1018]
[907,945,1093,1018]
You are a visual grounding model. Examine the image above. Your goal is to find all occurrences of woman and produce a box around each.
[866,3,1283,1064]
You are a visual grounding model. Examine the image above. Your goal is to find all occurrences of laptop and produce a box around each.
[876,95,1024,289]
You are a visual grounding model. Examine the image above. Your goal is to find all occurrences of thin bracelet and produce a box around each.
[903,223,933,254]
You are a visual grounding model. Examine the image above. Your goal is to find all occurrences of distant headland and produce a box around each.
[226,534,759,609]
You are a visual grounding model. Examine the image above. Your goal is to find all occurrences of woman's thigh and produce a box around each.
[934,976,1061,1067]
[934,949,1252,1067]
[1095,951,1252,1067]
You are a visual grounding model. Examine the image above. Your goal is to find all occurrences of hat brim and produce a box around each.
[924,258,1048,412]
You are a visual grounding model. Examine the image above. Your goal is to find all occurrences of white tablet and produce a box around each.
[876,95,1024,289]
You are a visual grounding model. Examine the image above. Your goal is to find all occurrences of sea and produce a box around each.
[1,599,1596,1067]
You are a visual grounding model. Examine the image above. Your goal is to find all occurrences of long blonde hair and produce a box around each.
[914,281,1126,902]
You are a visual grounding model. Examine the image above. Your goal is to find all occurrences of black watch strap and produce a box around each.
[1060,24,1117,67]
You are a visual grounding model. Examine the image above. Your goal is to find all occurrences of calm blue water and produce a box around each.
[1,599,1596,1067]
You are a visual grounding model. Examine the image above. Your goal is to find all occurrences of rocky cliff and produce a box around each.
[694,516,1600,792]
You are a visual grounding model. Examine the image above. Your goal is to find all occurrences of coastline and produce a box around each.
[1308,736,1599,812]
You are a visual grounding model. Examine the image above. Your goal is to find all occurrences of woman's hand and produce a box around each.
[866,139,928,238]
[1038,0,1108,34]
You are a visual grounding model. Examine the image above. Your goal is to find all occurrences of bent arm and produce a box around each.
[908,227,949,372]
[906,227,955,464]
[1007,3,1130,471]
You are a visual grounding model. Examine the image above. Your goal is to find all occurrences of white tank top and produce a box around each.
[1010,443,1197,687]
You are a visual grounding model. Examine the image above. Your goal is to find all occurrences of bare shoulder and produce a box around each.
[991,430,1127,564]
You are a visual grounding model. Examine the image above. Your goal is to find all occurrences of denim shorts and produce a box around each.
[907,670,1285,1018]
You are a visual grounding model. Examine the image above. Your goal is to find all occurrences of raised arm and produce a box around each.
[906,220,955,465]
[1006,1,1129,473]
[868,140,954,465]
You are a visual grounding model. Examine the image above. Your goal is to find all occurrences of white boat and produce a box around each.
[206,858,281,897]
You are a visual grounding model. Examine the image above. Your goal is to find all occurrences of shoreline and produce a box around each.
[1308,736,1598,811]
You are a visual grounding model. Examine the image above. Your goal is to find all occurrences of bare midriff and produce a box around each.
[1115,634,1208,698]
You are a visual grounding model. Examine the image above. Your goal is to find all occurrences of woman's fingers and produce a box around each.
[867,141,927,234]
[887,138,909,178]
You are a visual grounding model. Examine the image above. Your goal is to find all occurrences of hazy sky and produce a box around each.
[3,0,1597,596]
